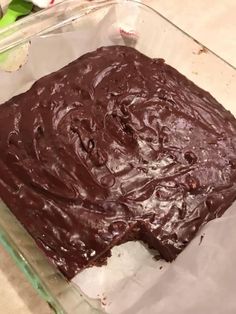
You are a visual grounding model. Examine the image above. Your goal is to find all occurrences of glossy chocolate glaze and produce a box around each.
[0,46,236,279]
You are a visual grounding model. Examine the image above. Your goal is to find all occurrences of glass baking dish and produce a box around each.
[0,1,235,313]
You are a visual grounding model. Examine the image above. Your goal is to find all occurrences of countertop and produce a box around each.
[0,0,235,313]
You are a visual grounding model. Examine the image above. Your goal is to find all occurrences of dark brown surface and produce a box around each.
[0,46,236,279]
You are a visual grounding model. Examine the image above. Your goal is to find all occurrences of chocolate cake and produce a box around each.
[0,46,236,279]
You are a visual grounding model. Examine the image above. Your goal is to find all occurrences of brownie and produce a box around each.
[0,46,236,279]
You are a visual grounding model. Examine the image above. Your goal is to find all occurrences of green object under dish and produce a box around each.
[0,0,33,63]
[0,0,33,28]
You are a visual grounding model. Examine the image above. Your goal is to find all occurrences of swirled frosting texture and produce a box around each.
[0,46,236,279]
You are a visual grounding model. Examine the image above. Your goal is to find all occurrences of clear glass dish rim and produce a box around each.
[0,1,235,314]
[0,0,235,70]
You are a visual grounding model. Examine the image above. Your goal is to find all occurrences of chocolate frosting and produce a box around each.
[0,46,236,279]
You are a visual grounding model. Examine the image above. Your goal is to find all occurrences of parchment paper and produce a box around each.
[0,3,236,314]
